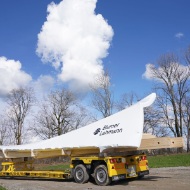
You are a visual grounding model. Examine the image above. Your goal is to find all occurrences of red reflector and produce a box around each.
[110,158,117,163]
[141,156,146,160]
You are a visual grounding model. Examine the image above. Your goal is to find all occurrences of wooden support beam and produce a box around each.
[168,137,185,148]
[138,137,184,150]
[142,133,156,139]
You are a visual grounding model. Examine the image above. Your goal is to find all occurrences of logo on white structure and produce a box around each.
[93,123,122,136]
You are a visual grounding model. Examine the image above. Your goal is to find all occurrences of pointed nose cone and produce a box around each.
[139,93,156,108]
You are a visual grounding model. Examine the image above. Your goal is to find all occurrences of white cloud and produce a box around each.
[143,63,190,82]
[0,98,7,113]
[36,0,114,89]
[142,63,155,80]
[33,75,55,93]
[0,56,32,96]
[175,32,184,39]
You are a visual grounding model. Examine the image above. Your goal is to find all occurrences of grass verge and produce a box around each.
[0,186,7,190]
[148,153,190,168]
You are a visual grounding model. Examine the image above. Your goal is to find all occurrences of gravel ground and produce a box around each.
[0,167,190,190]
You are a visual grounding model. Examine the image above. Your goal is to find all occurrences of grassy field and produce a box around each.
[148,153,190,168]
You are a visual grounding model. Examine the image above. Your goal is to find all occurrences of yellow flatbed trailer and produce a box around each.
[0,154,148,186]
[0,161,70,179]
[0,137,184,185]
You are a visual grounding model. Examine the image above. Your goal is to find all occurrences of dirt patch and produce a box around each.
[0,167,190,190]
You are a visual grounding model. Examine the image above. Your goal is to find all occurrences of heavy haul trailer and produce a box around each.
[0,93,184,185]
[0,154,148,186]
[70,154,149,185]
[0,136,183,186]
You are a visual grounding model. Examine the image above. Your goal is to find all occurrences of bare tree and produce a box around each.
[6,87,35,145]
[31,104,55,140]
[144,101,171,137]
[147,53,190,138]
[0,116,12,145]
[69,105,93,131]
[31,88,91,139]
[48,89,76,135]
[185,45,190,65]
[183,45,190,151]
[116,92,138,111]
[90,72,114,118]
[182,95,190,152]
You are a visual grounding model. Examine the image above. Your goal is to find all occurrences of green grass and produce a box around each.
[148,153,190,168]
[0,186,7,190]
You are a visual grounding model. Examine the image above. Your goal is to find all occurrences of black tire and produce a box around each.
[138,175,144,179]
[73,164,89,184]
[94,165,111,186]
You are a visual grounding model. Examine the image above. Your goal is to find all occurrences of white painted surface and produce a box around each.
[0,93,156,158]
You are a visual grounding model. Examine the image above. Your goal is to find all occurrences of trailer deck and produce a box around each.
[0,161,70,179]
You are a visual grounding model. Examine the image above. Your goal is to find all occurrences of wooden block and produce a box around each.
[169,137,184,148]
[138,137,184,150]
[142,133,156,139]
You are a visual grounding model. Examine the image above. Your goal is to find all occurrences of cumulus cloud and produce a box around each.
[33,75,55,93]
[143,63,190,82]
[175,32,184,39]
[142,64,155,80]
[36,0,113,89]
[0,56,32,96]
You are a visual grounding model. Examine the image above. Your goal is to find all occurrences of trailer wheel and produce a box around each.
[138,175,144,179]
[73,164,89,184]
[94,165,111,186]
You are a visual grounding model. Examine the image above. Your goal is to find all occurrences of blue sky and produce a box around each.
[0,0,190,101]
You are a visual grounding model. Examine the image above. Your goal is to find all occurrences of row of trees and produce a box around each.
[0,46,190,151]
[149,47,190,152]
[0,88,92,145]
